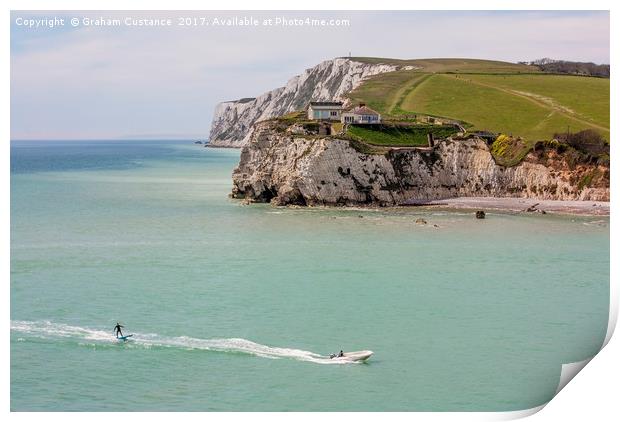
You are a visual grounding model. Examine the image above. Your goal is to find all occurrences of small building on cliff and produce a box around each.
[307,101,343,121]
[341,103,381,124]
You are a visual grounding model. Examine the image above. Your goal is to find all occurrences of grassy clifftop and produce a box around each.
[347,58,610,143]
[345,124,458,147]
[273,58,609,168]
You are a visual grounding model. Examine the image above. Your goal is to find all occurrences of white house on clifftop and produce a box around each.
[308,101,381,124]
[342,103,381,124]
[307,101,343,121]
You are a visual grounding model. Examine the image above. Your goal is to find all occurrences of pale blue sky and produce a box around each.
[10,10,610,140]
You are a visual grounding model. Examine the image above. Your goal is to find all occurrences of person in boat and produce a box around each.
[338,350,344,357]
[114,322,124,338]
[330,350,345,359]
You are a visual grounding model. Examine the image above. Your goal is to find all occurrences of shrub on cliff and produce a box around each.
[533,135,610,169]
[553,129,609,156]
[490,134,535,167]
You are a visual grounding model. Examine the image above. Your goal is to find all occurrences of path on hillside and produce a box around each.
[381,70,608,138]
[460,76,609,134]
[387,73,432,115]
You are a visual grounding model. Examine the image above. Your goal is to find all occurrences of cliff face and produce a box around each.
[208,58,405,148]
[231,123,609,206]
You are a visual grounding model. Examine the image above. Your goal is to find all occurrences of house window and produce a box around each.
[330,111,338,116]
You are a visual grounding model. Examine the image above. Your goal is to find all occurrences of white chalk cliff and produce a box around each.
[231,122,610,206]
[208,58,404,148]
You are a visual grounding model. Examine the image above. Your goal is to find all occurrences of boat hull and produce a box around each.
[332,350,373,362]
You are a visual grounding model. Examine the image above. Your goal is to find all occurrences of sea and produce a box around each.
[10,140,610,411]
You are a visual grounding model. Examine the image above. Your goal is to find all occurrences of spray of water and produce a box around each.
[11,320,358,365]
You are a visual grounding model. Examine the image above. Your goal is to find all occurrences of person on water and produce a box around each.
[330,350,345,359]
[114,322,124,338]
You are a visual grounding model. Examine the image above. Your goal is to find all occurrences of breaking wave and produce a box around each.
[10,320,355,365]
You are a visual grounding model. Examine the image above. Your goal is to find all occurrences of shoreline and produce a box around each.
[205,143,241,149]
[243,197,610,216]
[404,197,609,216]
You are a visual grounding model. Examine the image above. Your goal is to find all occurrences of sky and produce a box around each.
[10,10,610,140]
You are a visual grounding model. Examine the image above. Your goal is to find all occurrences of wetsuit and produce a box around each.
[114,324,124,338]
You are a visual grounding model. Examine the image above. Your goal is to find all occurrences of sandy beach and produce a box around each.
[406,197,610,216]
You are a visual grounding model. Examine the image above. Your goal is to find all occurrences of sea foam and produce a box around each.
[10,320,355,365]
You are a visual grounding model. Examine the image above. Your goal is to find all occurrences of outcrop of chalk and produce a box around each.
[208,58,407,148]
[231,122,609,206]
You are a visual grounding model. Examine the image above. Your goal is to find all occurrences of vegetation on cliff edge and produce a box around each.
[345,58,609,167]
[345,124,458,147]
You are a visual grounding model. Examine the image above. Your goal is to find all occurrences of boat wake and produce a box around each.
[10,320,356,365]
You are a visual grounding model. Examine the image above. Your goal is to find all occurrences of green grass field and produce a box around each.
[465,74,610,129]
[346,58,610,142]
[347,71,425,115]
[345,124,458,147]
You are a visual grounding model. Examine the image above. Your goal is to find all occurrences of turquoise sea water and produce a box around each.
[10,140,609,411]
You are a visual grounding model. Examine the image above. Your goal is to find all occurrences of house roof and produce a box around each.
[309,101,343,107]
[346,105,380,116]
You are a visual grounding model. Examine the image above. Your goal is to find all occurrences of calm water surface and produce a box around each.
[10,140,609,411]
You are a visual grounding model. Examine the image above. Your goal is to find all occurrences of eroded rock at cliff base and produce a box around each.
[232,122,609,206]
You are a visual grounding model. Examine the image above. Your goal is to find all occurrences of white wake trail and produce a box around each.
[10,320,355,365]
